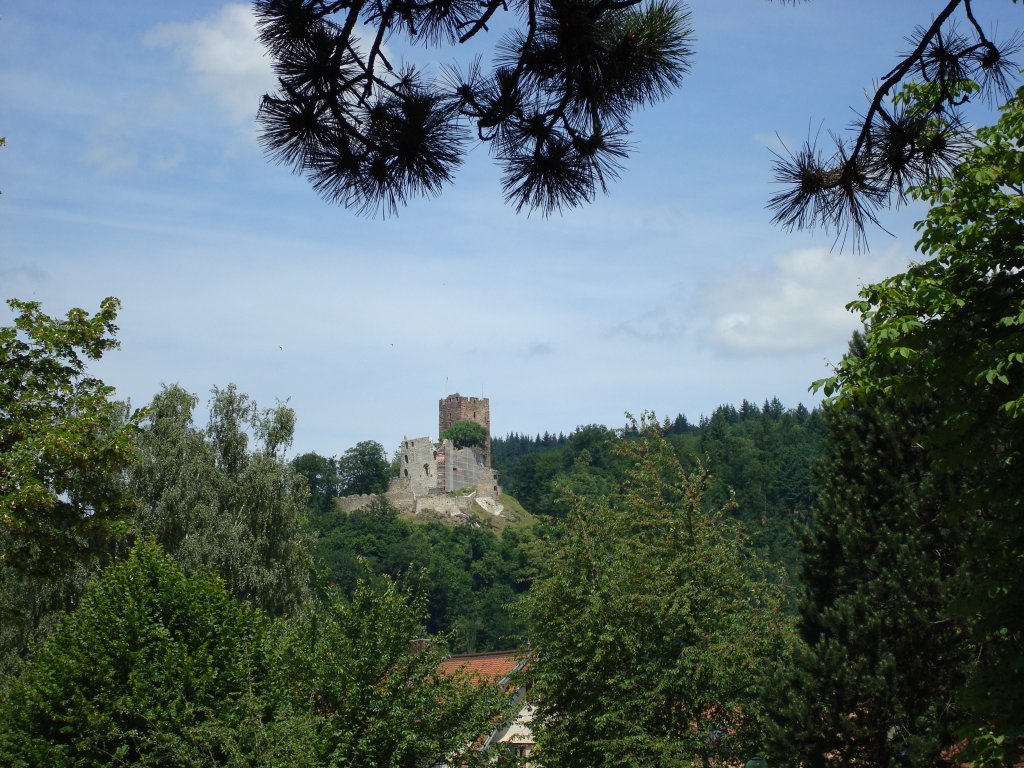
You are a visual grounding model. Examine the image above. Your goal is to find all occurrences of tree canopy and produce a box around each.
[771,333,972,766]
[0,540,271,767]
[266,572,509,767]
[441,419,488,450]
[313,497,540,652]
[520,416,792,767]
[0,540,509,767]
[0,298,137,577]
[493,406,823,582]
[819,83,1024,760]
[292,450,340,516]
[131,384,315,617]
[254,0,693,215]
[336,439,392,495]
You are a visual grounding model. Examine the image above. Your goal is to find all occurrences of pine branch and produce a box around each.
[767,0,1021,251]
[254,0,694,216]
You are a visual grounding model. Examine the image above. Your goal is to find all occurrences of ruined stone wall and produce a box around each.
[337,484,415,513]
[442,441,500,498]
[413,494,477,525]
[438,393,491,466]
[385,484,415,511]
[400,436,439,496]
[337,494,378,513]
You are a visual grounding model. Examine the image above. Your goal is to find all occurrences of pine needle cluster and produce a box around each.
[768,0,1021,249]
[254,0,693,216]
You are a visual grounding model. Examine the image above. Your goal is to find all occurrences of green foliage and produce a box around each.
[691,399,823,583]
[441,419,488,450]
[521,415,792,768]
[0,298,139,673]
[495,406,823,585]
[0,540,270,767]
[291,451,339,517]
[336,439,391,496]
[266,577,510,768]
[491,430,569,469]
[0,541,508,767]
[822,84,1024,752]
[0,298,137,576]
[131,384,314,616]
[0,564,93,677]
[314,497,540,652]
[291,442,391,512]
[495,425,620,517]
[769,333,971,766]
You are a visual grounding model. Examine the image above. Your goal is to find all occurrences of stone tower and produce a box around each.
[439,393,491,467]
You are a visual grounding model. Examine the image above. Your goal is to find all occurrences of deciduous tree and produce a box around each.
[292,450,340,516]
[131,384,314,616]
[521,415,791,768]
[0,298,138,671]
[441,419,487,450]
[0,541,271,767]
[267,575,510,767]
[819,85,1024,761]
[0,540,509,767]
[336,439,392,495]
[0,298,136,576]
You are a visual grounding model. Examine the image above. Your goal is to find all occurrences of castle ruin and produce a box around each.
[340,394,502,523]
[401,393,497,497]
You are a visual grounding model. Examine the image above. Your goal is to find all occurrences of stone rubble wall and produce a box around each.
[413,494,476,525]
[336,494,379,513]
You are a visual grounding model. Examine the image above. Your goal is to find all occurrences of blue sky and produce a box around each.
[2,1,1018,457]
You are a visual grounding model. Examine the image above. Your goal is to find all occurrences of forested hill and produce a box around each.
[494,399,825,576]
[303,399,823,654]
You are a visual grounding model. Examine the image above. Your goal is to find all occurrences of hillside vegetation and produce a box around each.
[301,400,822,652]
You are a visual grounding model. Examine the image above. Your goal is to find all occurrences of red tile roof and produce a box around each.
[439,650,525,684]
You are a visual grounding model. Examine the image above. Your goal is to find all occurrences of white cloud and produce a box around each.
[146,4,275,123]
[700,246,909,354]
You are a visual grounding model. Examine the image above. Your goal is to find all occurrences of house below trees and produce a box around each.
[439,650,536,764]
